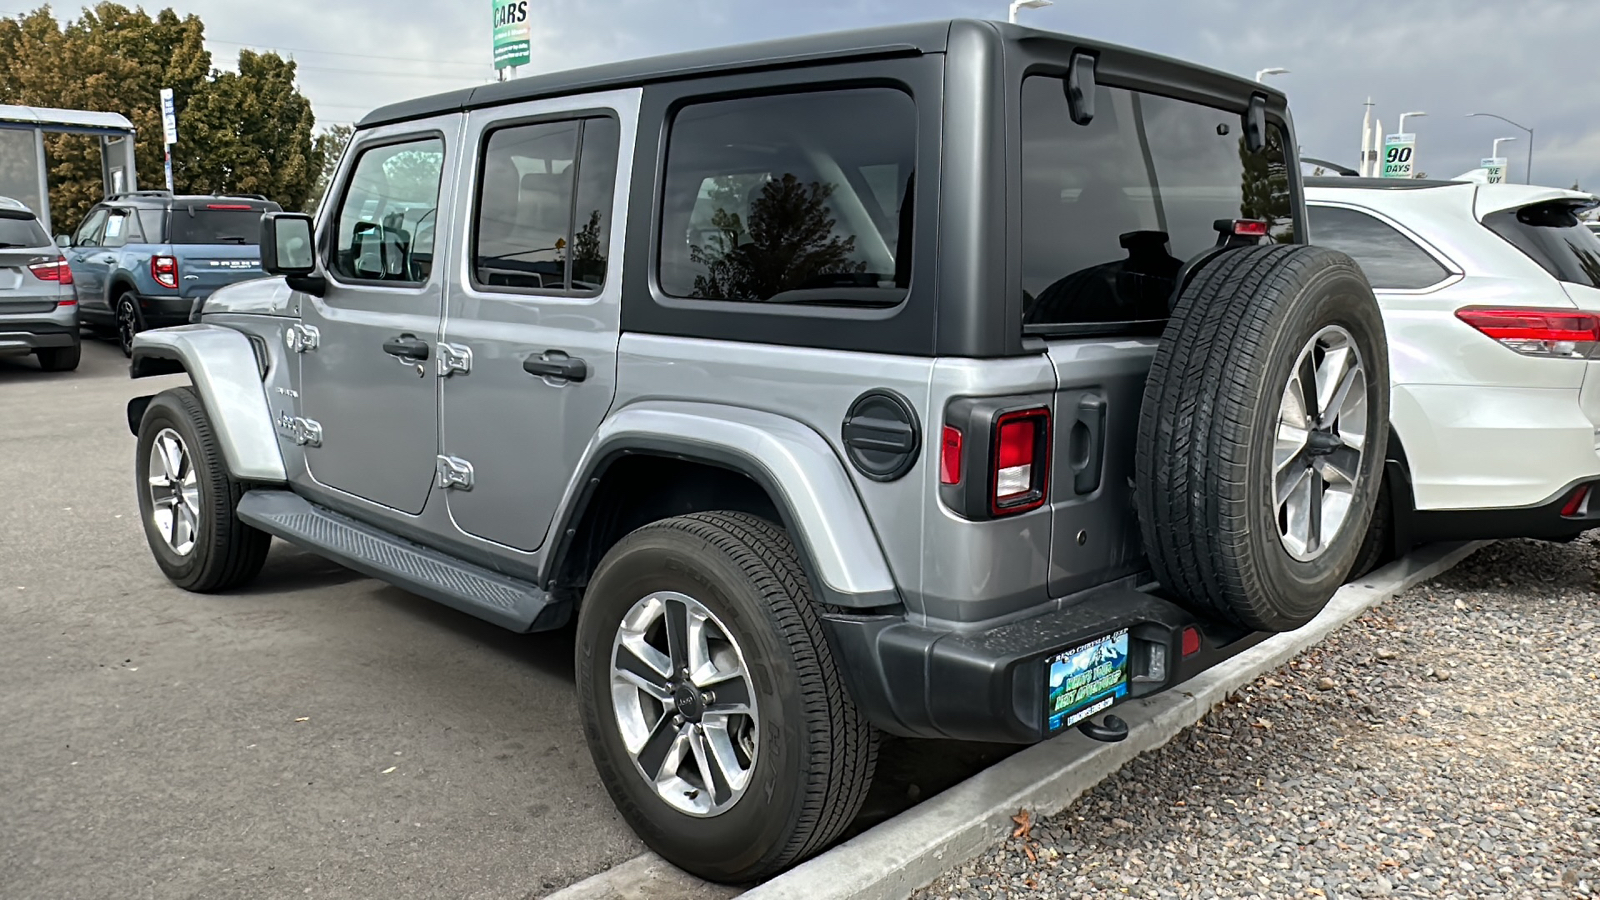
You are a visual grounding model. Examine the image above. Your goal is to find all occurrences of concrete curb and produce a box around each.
[738,541,1487,900]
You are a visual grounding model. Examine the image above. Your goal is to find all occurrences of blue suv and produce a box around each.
[58,191,280,355]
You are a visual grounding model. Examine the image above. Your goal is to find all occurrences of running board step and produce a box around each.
[236,490,565,633]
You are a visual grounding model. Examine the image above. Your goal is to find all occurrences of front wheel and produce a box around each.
[135,386,271,592]
[575,512,877,883]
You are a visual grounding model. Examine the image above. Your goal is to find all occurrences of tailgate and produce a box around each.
[177,246,265,298]
[1045,336,1158,598]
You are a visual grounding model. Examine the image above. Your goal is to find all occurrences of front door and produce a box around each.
[64,206,110,313]
[436,91,636,551]
[298,119,458,515]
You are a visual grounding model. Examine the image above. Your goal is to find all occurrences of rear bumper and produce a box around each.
[0,316,79,354]
[1399,469,1600,545]
[136,293,199,328]
[823,587,1267,743]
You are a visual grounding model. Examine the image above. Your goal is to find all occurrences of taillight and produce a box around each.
[151,255,179,289]
[1231,219,1269,237]
[206,203,252,210]
[991,407,1050,515]
[1455,306,1600,359]
[28,259,73,284]
[1561,485,1591,518]
[940,426,963,485]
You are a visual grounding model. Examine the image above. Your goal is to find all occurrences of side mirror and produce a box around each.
[55,235,70,248]
[260,212,325,296]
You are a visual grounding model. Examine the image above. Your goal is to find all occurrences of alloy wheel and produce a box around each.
[1273,325,1368,562]
[117,297,138,356]
[610,591,758,817]
[147,427,201,556]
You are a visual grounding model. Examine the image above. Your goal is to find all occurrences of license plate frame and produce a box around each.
[1044,628,1131,734]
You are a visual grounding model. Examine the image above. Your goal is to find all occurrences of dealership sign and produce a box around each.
[1481,157,1507,184]
[1381,133,1416,179]
[492,0,531,70]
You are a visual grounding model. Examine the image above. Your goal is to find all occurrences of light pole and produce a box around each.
[1008,0,1052,24]
[1397,110,1427,134]
[1255,67,1289,83]
[1468,112,1535,184]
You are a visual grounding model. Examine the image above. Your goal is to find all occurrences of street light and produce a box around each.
[1492,136,1518,159]
[1397,110,1427,134]
[1255,67,1290,83]
[1468,112,1535,184]
[1009,0,1052,24]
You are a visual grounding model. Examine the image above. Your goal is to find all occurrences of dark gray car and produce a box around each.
[0,196,80,371]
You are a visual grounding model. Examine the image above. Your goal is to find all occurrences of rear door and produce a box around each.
[297,118,458,515]
[1017,73,1299,597]
[435,90,634,550]
[167,202,268,298]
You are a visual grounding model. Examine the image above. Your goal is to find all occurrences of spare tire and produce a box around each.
[1135,245,1388,632]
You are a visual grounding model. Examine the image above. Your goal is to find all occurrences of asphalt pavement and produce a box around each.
[0,340,646,899]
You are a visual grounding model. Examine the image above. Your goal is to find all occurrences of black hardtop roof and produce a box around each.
[1305,176,1468,191]
[359,18,1279,129]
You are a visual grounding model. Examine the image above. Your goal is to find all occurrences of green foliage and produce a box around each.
[688,174,866,300]
[0,3,326,229]
[308,123,353,214]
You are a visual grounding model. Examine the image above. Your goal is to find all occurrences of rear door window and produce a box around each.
[1484,201,1600,289]
[1308,205,1450,290]
[1020,77,1294,331]
[101,208,136,248]
[0,211,50,249]
[658,88,916,307]
[169,206,265,245]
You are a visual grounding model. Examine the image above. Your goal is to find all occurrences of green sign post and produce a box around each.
[1381,133,1416,179]
[492,0,531,71]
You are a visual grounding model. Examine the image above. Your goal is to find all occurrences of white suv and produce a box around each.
[1306,177,1600,567]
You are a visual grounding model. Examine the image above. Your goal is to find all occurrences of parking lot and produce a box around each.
[0,340,649,898]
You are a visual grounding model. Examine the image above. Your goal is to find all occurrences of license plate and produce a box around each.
[1045,629,1130,733]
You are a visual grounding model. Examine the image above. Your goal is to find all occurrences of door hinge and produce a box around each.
[285,322,320,353]
[437,342,472,377]
[277,412,323,447]
[435,455,475,491]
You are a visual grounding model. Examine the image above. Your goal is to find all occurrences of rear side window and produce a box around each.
[1307,205,1450,289]
[169,206,266,245]
[658,88,915,307]
[472,116,619,294]
[137,208,165,243]
[1484,201,1600,289]
[0,211,50,248]
[332,137,445,284]
[1020,77,1294,331]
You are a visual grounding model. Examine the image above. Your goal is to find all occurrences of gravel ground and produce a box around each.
[916,537,1600,900]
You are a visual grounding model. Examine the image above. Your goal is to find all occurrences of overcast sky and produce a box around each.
[17,0,1600,189]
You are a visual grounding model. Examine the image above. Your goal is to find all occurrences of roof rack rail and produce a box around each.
[105,190,175,200]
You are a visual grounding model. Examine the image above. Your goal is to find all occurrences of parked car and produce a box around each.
[59,191,280,356]
[126,20,1389,881]
[0,195,80,371]
[1305,176,1600,571]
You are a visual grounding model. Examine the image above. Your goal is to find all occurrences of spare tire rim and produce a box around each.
[610,591,758,817]
[147,427,201,556]
[1273,325,1368,562]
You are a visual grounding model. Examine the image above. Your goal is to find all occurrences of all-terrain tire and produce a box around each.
[1135,245,1389,632]
[1349,476,1394,580]
[135,386,271,592]
[35,341,81,372]
[575,512,877,883]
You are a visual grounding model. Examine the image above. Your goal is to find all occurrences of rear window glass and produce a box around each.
[1021,77,1295,332]
[1308,205,1450,290]
[169,207,265,245]
[659,88,915,307]
[1484,202,1600,289]
[0,212,50,248]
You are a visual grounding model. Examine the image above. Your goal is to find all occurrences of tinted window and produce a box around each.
[472,116,619,294]
[1307,205,1449,289]
[169,207,262,245]
[659,88,915,306]
[101,209,135,248]
[1484,201,1600,289]
[137,208,165,243]
[1021,78,1295,329]
[332,137,445,284]
[0,212,50,248]
[75,208,108,247]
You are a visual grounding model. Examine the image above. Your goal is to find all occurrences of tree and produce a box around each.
[0,4,324,226]
[687,174,866,299]
[308,124,353,213]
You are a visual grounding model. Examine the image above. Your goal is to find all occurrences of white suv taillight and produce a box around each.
[991,407,1050,515]
[151,255,179,290]
[1456,306,1600,359]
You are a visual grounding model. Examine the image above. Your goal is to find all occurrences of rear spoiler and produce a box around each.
[1474,185,1599,220]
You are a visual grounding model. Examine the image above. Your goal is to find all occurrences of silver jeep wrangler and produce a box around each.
[127,20,1387,883]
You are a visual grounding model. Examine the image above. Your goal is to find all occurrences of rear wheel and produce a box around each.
[575,512,877,883]
[35,341,80,372]
[135,386,271,592]
[1135,245,1389,632]
[116,293,141,357]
